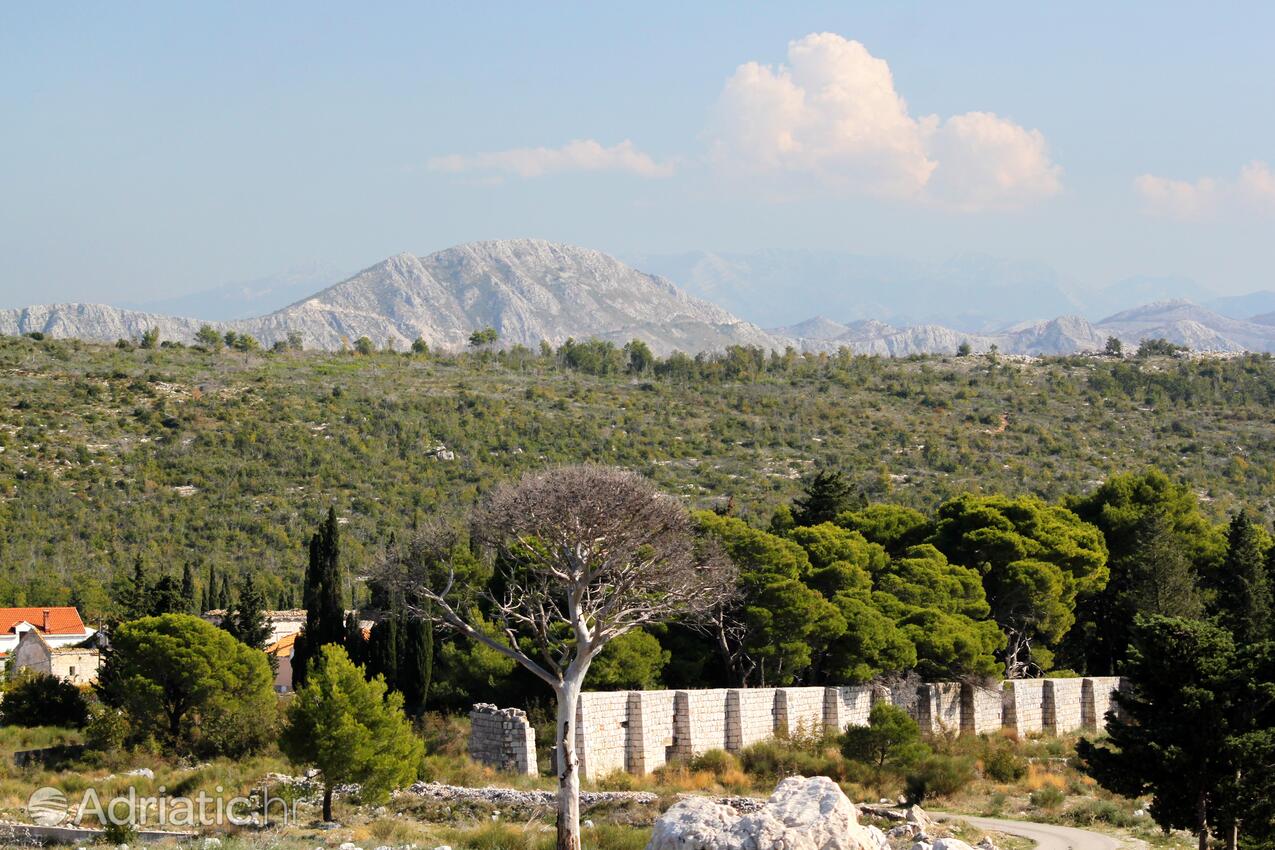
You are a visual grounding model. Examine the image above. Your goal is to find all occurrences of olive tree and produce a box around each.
[386,465,736,850]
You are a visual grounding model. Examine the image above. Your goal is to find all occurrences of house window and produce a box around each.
[69,666,76,676]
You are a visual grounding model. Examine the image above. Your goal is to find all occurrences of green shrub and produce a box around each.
[1030,786,1067,810]
[740,738,846,782]
[0,672,89,728]
[983,743,1028,782]
[84,706,130,753]
[904,754,976,804]
[1065,799,1134,827]
[690,749,739,777]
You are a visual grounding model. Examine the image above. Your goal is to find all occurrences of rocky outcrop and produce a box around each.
[646,776,885,850]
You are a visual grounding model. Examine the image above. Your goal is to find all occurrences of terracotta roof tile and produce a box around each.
[0,607,86,636]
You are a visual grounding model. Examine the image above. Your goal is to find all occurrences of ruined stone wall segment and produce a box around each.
[1043,678,1085,735]
[1002,680,1046,738]
[824,685,875,731]
[775,687,826,738]
[1083,676,1125,733]
[576,691,630,781]
[468,704,537,776]
[960,683,1005,735]
[674,689,731,758]
[627,690,678,775]
[726,688,777,752]
[918,683,963,734]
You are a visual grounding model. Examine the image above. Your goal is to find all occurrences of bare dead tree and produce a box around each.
[382,465,737,850]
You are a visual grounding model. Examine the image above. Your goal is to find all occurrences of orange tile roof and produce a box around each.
[267,632,298,656]
[0,607,86,636]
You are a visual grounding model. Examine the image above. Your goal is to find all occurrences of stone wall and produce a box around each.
[577,691,630,780]
[824,685,874,731]
[468,704,536,775]
[468,677,1128,778]
[627,690,677,775]
[1083,676,1124,733]
[776,687,825,737]
[1043,678,1085,735]
[727,688,777,751]
[917,683,963,734]
[961,683,1004,735]
[674,689,731,758]
[1003,679,1047,737]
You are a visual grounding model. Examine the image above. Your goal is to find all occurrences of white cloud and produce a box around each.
[706,33,1062,211]
[1239,160,1275,206]
[1136,160,1274,218]
[428,139,674,179]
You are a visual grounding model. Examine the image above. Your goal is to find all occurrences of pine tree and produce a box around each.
[225,575,273,649]
[293,506,347,688]
[1212,511,1272,645]
[791,469,853,527]
[180,563,197,614]
[1125,511,1205,619]
[150,575,187,616]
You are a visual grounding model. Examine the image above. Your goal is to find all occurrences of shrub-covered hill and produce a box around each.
[1,334,1273,611]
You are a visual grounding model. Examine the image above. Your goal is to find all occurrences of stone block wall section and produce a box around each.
[1043,678,1085,735]
[961,683,1004,735]
[776,687,826,737]
[1083,676,1125,730]
[576,691,630,780]
[468,704,537,775]
[727,688,778,751]
[627,690,678,776]
[1003,679,1047,737]
[824,685,875,731]
[917,683,963,734]
[674,689,732,760]
[469,677,1128,779]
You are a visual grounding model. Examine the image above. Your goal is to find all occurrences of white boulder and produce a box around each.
[933,840,975,850]
[647,776,880,850]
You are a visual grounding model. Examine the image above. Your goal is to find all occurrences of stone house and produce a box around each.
[9,629,102,685]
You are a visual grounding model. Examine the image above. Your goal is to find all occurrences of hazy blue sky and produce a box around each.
[2,2,1273,307]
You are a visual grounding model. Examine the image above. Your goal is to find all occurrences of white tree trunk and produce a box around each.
[556,671,585,850]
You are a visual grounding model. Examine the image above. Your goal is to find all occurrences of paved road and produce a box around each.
[937,813,1129,850]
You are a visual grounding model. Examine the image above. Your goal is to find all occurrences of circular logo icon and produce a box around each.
[27,787,68,826]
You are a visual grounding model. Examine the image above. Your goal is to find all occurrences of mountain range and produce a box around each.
[4,239,1275,357]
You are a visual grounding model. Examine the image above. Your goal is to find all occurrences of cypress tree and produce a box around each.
[181,563,198,614]
[399,613,433,716]
[343,612,367,668]
[217,573,233,611]
[120,555,150,621]
[1212,510,1272,646]
[293,506,347,687]
[366,618,400,691]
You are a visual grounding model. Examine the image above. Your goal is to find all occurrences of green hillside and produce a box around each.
[1,334,1273,613]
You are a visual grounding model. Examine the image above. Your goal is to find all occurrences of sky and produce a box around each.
[2,2,1273,308]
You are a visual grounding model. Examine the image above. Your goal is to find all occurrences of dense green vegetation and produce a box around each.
[3,334,1274,617]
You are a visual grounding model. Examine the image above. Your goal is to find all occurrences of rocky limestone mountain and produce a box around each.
[6,243,1275,358]
[239,240,783,354]
[0,303,207,343]
[1094,300,1275,352]
[0,241,784,356]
